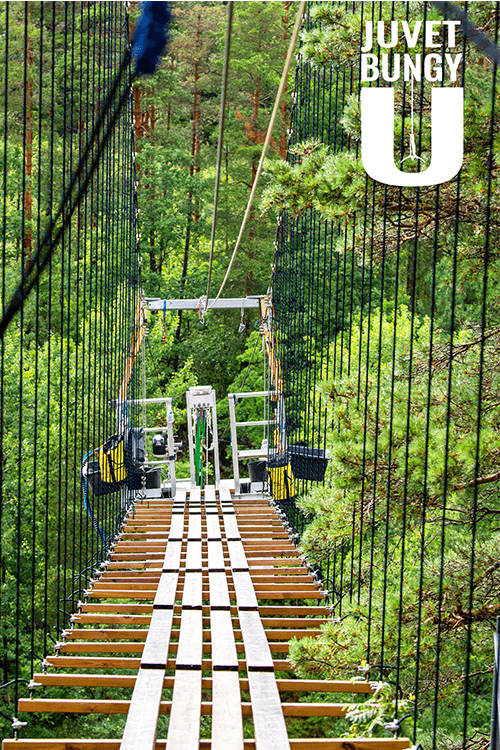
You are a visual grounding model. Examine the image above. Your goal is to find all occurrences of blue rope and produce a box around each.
[132,2,171,76]
[81,451,108,552]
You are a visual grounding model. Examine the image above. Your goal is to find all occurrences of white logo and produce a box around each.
[361,86,463,187]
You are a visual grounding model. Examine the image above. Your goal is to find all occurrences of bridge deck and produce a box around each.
[4,483,410,750]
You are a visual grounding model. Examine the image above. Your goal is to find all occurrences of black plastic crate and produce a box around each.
[126,466,162,490]
[85,460,123,496]
[289,445,330,481]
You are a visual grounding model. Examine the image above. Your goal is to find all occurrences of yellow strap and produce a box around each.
[98,438,126,484]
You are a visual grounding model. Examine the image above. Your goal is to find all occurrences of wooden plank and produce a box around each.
[185,540,202,571]
[232,571,258,610]
[189,485,201,503]
[247,671,290,750]
[1,740,411,749]
[210,610,238,670]
[204,485,216,504]
[173,486,187,504]
[18,699,131,714]
[65,629,148,641]
[238,610,274,671]
[153,572,178,609]
[227,540,249,571]
[222,513,241,541]
[120,668,164,750]
[166,669,201,749]
[33,674,375,694]
[207,541,225,571]
[182,572,202,609]
[163,541,182,572]
[218,489,232,507]
[280,704,349,717]
[176,609,203,668]
[212,671,244,750]
[58,643,144,654]
[168,514,184,541]
[188,514,202,540]
[141,609,174,669]
[206,514,222,540]
[209,571,231,610]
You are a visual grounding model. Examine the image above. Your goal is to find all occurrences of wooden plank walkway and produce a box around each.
[4,484,410,750]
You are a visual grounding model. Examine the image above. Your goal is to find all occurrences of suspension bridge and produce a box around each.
[1,1,499,749]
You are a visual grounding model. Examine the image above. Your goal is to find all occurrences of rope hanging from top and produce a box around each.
[203,0,307,318]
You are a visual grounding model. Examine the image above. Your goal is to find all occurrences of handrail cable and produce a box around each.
[204,0,307,316]
[205,1,234,308]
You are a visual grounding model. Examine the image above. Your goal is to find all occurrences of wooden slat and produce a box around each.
[233,571,258,610]
[119,668,164,750]
[222,513,241,541]
[204,485,217,505]
[207,540,225,571]
[166,669,202,749]
[182,572,202,609]
[153,572,178,609]
[248,671,290,750]
[168,514,184,541]
[206,514,222,539]
[2,740,411,749]
[238,610,274,671]
[209,571,231,610]
[176,609,203,669]
[162,541,182,572]
[16,699,349,718]
[44,655,294,670]
[212,671,244,750]
[141,609,174,669]
[210,610,238,670]
[188,513,202,540]
[227,540,249,571]
[33,674,375,694]
[185,540,202,571]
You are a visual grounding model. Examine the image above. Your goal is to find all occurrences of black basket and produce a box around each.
[289,445,330,481]
[248,460,267,483]
[85,460,123,496]
[126,466,162,490]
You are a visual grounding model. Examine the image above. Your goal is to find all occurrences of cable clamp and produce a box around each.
[198,295,207,324]
[12,717,27,739]
[357,663,371,674]
[384,713,412,737]
[28,680,42,698]
[41,659,52,673]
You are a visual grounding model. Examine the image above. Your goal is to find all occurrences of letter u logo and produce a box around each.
[361,87,463,187]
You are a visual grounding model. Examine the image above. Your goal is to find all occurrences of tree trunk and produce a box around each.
[191,13,201,225]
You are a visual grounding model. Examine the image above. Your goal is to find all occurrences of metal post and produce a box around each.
[228,394,240,495]
[165,398,176,497]
[186,390,196,487]
[211,391,220,489]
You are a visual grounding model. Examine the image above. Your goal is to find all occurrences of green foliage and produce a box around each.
[288,306,499,746]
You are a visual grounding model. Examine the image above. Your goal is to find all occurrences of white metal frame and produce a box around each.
[186,386,220,488]
[228,390,275,495]
[146,296,263,311]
